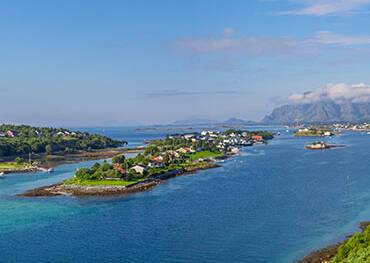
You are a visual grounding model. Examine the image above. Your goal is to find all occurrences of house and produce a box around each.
[183,134,196,139]
[113,163,126,174]
[152,156,164,162]
[148,160,165,168]
[6,130,16,138]
[251,135,263,141]
[130,165,146,175]
[167,150,180,158]
[177,147,195,154]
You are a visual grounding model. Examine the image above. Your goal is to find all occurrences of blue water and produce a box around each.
[1,128,370,263]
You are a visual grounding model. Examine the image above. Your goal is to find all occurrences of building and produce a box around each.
[113,163,126,175]
[6,130,16,138]
[177,147,195,154]
[251,135,263,141]
[130,165,146,175]
[148,160,165,168]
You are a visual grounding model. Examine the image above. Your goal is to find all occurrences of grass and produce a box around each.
[0,162,31,171]
[64,177,146,186]
[186,150,223,161]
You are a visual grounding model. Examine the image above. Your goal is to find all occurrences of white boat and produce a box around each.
[0,172,5,178]
[47,168,54,173]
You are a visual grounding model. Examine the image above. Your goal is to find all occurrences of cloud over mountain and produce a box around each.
[263,83,370,123]
[288,83,370,103]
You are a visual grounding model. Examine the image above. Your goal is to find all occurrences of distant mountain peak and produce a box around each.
[263,99,370,124]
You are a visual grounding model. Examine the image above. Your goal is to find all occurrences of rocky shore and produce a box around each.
[19,180,162,197]
[298,222,370,263]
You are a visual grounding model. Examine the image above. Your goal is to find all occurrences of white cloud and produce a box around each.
[308,31,370,46]
[288,83,370,103]
[172,36,297,55]
[279,0,370,16]
[223,28,236,36]
[172,31,370,55]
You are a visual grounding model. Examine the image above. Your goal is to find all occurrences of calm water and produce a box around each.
[1,128,370,263]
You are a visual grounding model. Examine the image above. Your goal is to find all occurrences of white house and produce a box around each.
[130,165,146,175]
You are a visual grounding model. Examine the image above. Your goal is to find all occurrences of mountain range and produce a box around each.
[263,99,370,124]
[172,118,257,126]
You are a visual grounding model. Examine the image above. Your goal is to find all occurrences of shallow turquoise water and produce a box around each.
[1,128,370,262]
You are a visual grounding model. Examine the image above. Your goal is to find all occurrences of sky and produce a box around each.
[1,0,370,126]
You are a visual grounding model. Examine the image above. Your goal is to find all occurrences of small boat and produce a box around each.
[0,172,5,178]
[37,167,53,173]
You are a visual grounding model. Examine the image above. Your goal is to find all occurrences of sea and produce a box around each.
[1,126,370,263]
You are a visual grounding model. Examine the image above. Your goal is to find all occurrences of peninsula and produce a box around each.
[21,129,274,197]
[0,124,128,173]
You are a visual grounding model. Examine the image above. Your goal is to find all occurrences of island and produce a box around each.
[305,142,345,150]
[295,128,335,137]
[20,129,274,197]
[0,124,128,174]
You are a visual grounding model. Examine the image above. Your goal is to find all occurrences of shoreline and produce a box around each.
[298,221,370,263]
[19,162,220,197]
[0,147,144,174]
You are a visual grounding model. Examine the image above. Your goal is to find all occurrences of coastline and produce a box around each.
[298,222,370,263]
[19,162,220,197]
[0,147,144,174]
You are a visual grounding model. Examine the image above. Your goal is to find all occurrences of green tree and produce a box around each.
[45,144,53,155]
[112,154,126,164]
[15,157,24,165]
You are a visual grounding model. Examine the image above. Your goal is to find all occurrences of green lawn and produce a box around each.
[64,177,146,186]
[186,150,223,161]
[0,162,30,171]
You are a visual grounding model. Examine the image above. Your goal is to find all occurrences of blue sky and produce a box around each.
[2,0,370,126]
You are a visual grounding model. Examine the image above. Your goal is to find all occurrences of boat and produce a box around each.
[0,172,5,178]
[37,167,53,173]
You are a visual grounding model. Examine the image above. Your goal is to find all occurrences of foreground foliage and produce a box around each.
[331,225,370,263]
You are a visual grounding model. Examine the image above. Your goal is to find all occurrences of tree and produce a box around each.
[45,144,53,155]
[112,154,126,164]
[15,157,24,165]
